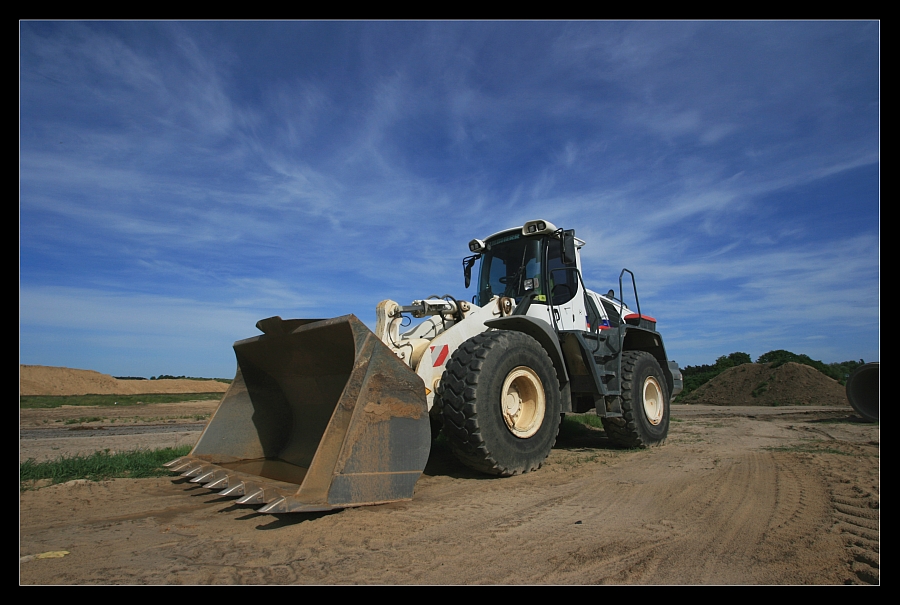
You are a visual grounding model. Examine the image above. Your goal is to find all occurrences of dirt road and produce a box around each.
[19,403,879,585]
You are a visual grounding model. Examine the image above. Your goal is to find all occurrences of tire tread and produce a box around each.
[602,350,669,448]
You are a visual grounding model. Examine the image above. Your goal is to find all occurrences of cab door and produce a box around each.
[539,237,588,333]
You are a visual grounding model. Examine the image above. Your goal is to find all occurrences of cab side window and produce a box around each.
[546,239,578,305]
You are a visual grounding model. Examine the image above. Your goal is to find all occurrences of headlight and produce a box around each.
[522,219,557,235]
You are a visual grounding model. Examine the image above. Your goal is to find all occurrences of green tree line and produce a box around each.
[150,375,232,383]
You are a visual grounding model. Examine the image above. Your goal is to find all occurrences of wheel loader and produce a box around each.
[167,219,683,513]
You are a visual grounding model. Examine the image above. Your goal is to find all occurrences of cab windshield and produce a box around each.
[476,233,542,306]
[475,233,578,307]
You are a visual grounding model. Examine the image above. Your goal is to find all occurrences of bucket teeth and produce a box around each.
[219,483,246,497]
[205,476,230,490]
[190,470,221,484]
[164,457,187,468]
[168,460,196,473]
[181,464,209,478]
[254,496,336,514]
[257,497,287,514]
[236,488,266,505]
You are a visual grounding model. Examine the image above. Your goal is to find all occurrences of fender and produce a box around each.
[484,315,569,388]
[622,326,680,399]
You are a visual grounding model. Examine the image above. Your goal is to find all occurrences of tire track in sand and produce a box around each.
[814,442,879,585]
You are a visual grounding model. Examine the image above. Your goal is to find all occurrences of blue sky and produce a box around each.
[20,21,879,378]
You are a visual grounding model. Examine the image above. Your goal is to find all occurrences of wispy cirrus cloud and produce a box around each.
[20,21,878,375]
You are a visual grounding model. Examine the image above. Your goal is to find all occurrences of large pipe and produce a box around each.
[846,362,879,423]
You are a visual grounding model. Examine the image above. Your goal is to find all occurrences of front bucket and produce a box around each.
[166,314,431,513]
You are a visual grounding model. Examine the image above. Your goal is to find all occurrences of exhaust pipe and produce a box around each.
[167,314,431,513]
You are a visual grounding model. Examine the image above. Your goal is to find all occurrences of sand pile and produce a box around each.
[19,365,230,397]
[679,362,849,407]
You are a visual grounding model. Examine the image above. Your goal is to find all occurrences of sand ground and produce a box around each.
[20,401,879,585]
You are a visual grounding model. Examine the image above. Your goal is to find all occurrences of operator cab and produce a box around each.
[464,219,612,333]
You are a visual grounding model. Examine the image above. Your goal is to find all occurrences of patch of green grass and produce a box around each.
[558,415,605,439]
[20,446,192,490]
[571,452,603,465]
[565,414,605,429]
[59,414,212,424]
[431,431,450,450]
[20,392,224,409]
[131,414,211,423]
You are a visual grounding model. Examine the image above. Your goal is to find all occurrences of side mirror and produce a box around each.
[562,230,577,265]
[463,254,480,288]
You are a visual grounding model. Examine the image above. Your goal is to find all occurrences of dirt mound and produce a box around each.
[19,365,230,397]
[679,362,850,407]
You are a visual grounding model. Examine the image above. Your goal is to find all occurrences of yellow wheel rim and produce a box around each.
[643,376,664,426]
[501,367,546,438]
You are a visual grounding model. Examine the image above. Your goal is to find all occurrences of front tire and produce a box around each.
[440,331,561,476]
[602,351,670,448]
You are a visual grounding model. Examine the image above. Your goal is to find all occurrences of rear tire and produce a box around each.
[602,351,669,448]
[440,331,561,476]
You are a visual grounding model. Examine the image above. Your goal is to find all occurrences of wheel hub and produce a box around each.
[643,376,664,426]
[500,367,546,438]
